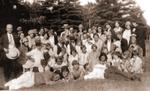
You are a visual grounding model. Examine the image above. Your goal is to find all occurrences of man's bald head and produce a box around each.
[6,24,13,34]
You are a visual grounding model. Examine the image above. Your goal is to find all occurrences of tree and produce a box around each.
[19,0,83,31]
[0,0,30,29]
[85,0,147,28]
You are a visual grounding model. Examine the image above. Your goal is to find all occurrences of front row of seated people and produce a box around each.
[4,41,143,90]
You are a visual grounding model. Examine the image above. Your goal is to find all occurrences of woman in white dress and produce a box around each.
[84,53,107,80]
[122,21,132,44]
[68,49,79,69]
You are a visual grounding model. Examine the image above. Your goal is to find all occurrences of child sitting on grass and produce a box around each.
[84,53,107,80]
[52,56,67,72]
[70,60,85,80]
[129,50,143,81]
[111,52,123,71]
[61,66,71,82]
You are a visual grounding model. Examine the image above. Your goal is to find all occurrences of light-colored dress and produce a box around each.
[4,71,35,90]
[23,48,44,72]
[79,52,88,66]
[68,54,79,67]
[130,56,143,74]
[84,64,107,80]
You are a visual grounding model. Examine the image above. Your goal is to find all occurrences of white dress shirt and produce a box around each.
[7,33,15,48]
[122,29,131,44]
[107,40,111,52]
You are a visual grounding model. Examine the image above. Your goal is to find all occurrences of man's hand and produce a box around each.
[4,48,9,53]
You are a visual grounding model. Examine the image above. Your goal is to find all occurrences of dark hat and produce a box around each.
[72,60,79,66]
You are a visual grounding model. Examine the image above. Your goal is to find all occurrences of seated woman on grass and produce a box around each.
[129,50,143,81]
[4,59,62,90]
[104,50,143,81]
[84,53,108,80]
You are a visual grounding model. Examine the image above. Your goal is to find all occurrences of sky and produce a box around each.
[79,0,96,6]
[135,0,150,25]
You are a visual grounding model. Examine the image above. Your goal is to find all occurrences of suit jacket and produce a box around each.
[121,38,128,53]
[0,33,20,50]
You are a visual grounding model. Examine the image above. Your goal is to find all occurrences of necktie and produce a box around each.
[9,34,15,47]
[9,34,13,44]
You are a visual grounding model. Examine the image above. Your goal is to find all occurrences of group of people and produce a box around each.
[0,21,146,89]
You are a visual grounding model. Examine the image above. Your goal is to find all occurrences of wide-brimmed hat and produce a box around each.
[28,29,37,35]
[62,24,70,29]
[6,47,20,59]
[17,26,22,31]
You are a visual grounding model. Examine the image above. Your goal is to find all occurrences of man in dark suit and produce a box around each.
[0,24,22,81]
[132,22,146,56]
[116,32,129,53]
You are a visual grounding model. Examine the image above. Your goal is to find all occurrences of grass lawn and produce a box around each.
[0,40,150,91]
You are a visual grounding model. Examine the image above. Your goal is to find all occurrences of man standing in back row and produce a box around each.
[0,24,22,81]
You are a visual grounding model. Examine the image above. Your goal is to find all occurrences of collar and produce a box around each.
[7,32,12,35]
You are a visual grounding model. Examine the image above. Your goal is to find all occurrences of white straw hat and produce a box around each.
[6,47,20,59]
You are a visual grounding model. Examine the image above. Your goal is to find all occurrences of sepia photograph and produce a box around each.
[0,0,150,90]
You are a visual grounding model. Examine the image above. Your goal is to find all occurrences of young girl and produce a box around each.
[75,40,82,56]
[111,52,123,71]
[99,53,108,65]
[52,56,67,72]
[113,21,123,34]
[84,53,107,80]
[79,45,89,67]
[121,51,132,72]
[61,66,70,81]
[129,50,143,80]
[101,47,112,65]
[68,49,79,68]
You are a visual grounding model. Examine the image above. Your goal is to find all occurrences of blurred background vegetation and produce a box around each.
[0,0,149,33]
